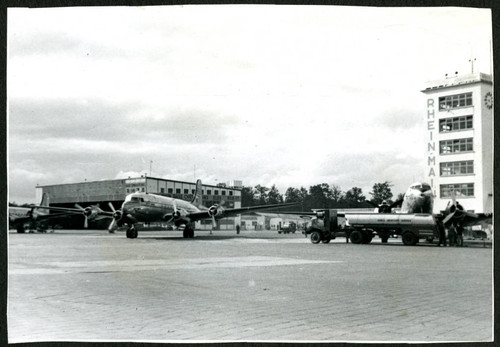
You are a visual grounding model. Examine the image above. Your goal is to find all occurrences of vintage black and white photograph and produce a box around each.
[7,4,494,344]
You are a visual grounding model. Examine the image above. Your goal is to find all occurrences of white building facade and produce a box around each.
[422,72,493,214]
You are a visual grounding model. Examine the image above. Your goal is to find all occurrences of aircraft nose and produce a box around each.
[121,202,130,214]
[420,184,432,192]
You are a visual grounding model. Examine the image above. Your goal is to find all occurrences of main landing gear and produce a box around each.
[183,225,195,238]
[126,225,138,239]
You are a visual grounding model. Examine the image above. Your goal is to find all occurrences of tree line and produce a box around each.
[241,181,405,211]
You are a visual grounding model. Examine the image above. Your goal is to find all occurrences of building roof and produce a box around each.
[37,176,242,190]
[421,72,492,93]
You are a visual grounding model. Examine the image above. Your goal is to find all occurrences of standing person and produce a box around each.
[437,222,447,247]
[456,222,464,247]
[448,223,457,247]
[236,224,240,234]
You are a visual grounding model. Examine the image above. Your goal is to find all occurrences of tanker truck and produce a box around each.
[305,209,441,246]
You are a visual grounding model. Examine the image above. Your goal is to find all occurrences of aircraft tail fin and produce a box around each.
[33,193,50,217]
[40,193,50,207]
[191,179,203,207]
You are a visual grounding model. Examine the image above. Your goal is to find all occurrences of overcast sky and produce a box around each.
[7,5,493,204]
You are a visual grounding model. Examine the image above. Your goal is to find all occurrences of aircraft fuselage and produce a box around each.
[400,182,433,214]
[121,193,201,224]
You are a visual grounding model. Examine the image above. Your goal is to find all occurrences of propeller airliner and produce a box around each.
[9,193,77,233]
[32,180,298,239]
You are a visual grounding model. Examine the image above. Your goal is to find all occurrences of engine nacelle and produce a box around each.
[84,206,102,220]
[113,210,122,221]
[166,208,188,222]
[208,205,224,218]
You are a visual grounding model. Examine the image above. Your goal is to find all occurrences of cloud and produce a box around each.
[8,97,243,146]
[6,6,492,205]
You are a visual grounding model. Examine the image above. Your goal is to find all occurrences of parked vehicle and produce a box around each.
[278,221,296,234]
[304,209,440,246]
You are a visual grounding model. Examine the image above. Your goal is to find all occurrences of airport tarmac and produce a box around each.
[7,229,493,343]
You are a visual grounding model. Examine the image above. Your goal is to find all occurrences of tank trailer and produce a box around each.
[305,209,441,246]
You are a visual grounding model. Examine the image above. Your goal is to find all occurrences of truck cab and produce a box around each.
[305,209,346,244]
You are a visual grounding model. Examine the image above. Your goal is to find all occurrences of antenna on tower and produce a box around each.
[469,57,476,73]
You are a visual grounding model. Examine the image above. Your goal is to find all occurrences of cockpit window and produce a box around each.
[130,197,144,203]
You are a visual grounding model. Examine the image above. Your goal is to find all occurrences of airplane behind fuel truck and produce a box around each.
[305,209,440,246]
[304,182,491,246]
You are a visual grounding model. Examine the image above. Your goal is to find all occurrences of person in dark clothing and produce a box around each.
[437,222,447,247]
[236,224,240,234]
[378,200,391,213]
[456,222,464,247]
[448,223,457,247]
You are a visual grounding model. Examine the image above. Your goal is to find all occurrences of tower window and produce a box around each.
[439,92,472,110]
[439,138,473,154]
[440,160,474,176]
[439,115,473,132]
[440,183,474,198]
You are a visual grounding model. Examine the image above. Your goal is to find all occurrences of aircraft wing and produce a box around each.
[10,212,76,225]
[185,202,300,222]
[29,205,114,216]
[438,210,492,227]
[449,213,492,227]
[389,199,404,209]
[188,207,347,221]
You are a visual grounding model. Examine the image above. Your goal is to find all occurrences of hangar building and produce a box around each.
[422,72,493,214]
[36,177,242,229]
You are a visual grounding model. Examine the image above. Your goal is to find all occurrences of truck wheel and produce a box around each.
[322,237,331,244]
[310,231,322,244]
[362,233,373,244]
[350,230,363,244]
[402,231,418,246]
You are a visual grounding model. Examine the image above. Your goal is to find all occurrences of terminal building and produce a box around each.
[422,72,493,215]
[36,177,243,229]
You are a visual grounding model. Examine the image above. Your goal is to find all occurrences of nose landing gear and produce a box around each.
[126,225,138,239]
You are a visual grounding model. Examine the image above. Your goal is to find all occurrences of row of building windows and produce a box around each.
[439,138,473,154]
[439,115,473,132]
[157,188,234,196]
[126,187,235,196]
[126,187,145,193]
[440,183,474,198]
[439,92,473,110]
[440,160,473,176]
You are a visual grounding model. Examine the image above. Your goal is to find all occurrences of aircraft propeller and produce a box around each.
[164,199,181,224]
[108,202,122,232]
[75,204,89,228]
[441,190,478,225]
[75,203,110,228]
[208,204,224,228]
